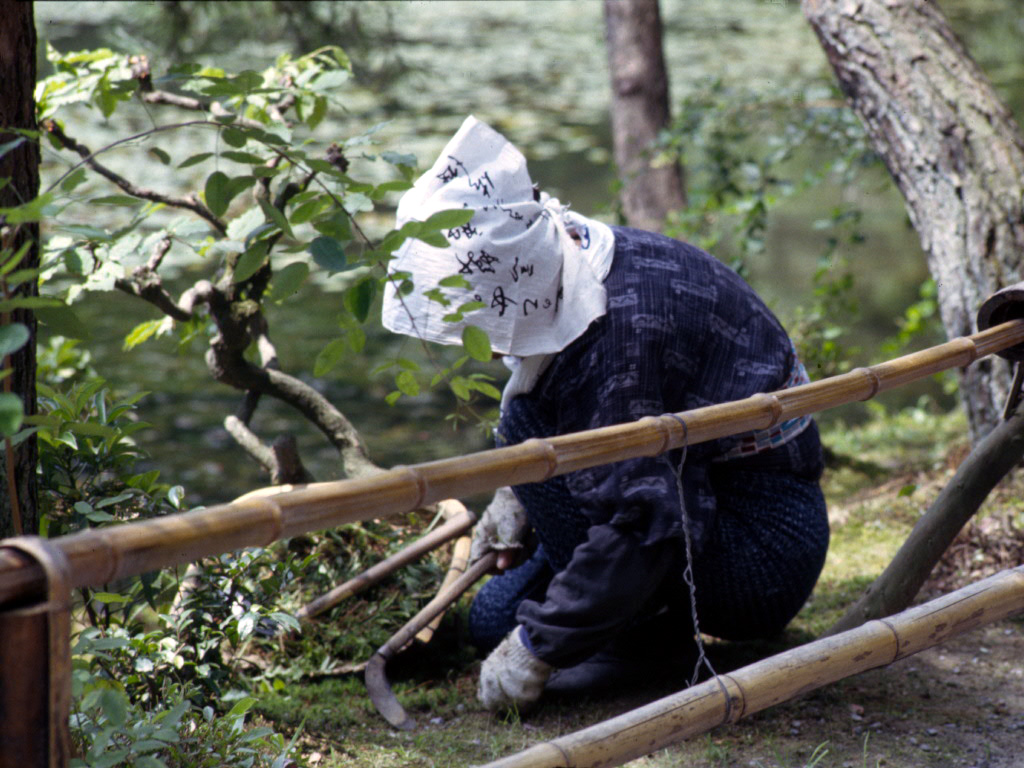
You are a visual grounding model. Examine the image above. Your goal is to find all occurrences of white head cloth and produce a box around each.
[380,116,615,357]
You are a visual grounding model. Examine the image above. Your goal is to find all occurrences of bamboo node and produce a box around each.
[392,465,428,509]
[958,336,979,366]
[522,438,559,481]
[751,392,783,428]
[853,367,882,401]
[720,673,746,723]
[637,415,672,455]
[662,412,689,449]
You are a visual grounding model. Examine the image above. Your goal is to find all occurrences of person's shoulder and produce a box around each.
[609,226,719,268]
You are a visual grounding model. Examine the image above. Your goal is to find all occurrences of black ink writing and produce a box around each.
[447,223,481,240]
[491,286,517,317]
[437,162,459,184]
[437,156,494,197]
[522,298,539,316]
[456,249,500,275]
[510,256,535,282]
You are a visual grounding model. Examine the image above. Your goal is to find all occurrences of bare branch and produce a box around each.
[206,337,379,479]
[271,434,315,485]
[224,414,277,475]
[44,120,227,235]
[114,237,204,322]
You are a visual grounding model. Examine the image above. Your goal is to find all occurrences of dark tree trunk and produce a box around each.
[604,0,686,232]
[803,0,1024,443]
[0,0,39,537]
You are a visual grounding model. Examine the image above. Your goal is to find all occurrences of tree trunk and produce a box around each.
[603,0,686,232]
[803,0,1024,443]
[0,0,39,537]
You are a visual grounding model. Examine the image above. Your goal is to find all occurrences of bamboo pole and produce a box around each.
[479,566,1024,768]
[1,319,1024,606]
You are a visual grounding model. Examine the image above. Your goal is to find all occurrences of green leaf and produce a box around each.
[89,195,143,206]
[0,296,62,312]
[178,152,213,169]
[395,370,419,397]
[313,211,352,241]
[0,192,55,224]
[416,230,449,248]
[462,325,492,362]
[289,197,328,225]
[0,393,23,436]
[268,261,309,302]
[204,171,231,218]
[309,236,346,273]
[424,208,474,230]
[66,422,118,438]
[92,749,132,768]
[450,376,472,401]
[308,94,328,130]
[148,147,171,165]
[258,197,293,238]
[91,592,129,604]
[233,241,270,283]
[314,338,348,377]
[347,326,366,353]
[59,224,112,242]
[0,324,30,357]
[123,319,163,351]
[310,69,350,92]
[439,275,472,289]
[382,151,417,168]
[222,150,264,164]
[35,304,91,340]
[222,127,248,148]
[227,696,257,718]
[471,380,502,401]
[343,277,376,323]
[61,167,88,193]
[0,137,26,162]
[98,688,128,727]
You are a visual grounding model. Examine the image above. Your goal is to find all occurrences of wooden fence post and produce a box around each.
[0,537,72,768]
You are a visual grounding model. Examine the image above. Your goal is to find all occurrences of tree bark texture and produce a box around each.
[604,0,686,232]
[826,402,1024,637]
[0,0,39,537]
[803,0,1024,443]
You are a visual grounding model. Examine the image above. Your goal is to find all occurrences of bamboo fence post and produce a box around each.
[0,537,72,768]
[479,566,1024,768]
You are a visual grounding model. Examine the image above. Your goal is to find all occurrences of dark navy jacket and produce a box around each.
[501,227,823,667]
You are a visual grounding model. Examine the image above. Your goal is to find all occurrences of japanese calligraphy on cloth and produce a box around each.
[381,116,615,357]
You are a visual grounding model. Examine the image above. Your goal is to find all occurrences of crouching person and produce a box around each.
[381,116,829,714]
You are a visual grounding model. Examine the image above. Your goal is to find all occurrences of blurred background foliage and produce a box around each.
[32,0,1024,504]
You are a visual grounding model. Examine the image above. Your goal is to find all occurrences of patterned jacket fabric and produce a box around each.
[490,227,828,668]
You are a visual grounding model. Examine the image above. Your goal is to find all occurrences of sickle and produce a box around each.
[365,551,497,730]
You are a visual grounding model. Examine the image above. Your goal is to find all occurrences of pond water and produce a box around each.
[32,1,1024,505]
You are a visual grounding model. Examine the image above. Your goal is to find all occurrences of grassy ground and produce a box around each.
[253,404,1024,767]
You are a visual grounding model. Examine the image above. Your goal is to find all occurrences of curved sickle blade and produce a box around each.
[364,552,497,730]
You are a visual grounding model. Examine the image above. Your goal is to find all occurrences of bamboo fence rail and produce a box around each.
[3,318,1024,609]
[3,312,1024,768]
[479,565,1024,768]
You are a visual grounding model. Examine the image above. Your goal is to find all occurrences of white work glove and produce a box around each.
[471,486,528,568]
[478,626,552,713]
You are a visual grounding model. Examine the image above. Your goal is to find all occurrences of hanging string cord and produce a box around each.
[661,413,732,719]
